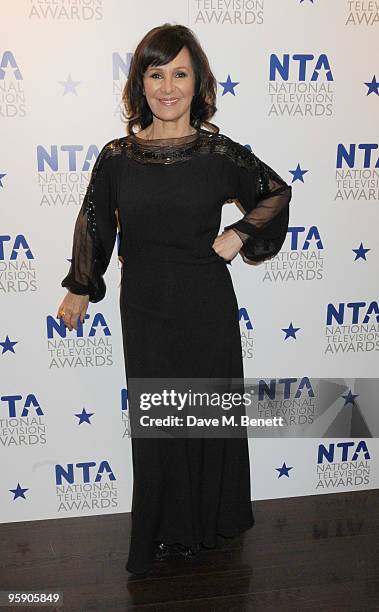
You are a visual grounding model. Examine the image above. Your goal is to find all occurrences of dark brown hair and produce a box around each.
[122,23,219,135]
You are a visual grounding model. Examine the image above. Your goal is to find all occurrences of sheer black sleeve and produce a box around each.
[61,140,118,302]
[221,139,292,264]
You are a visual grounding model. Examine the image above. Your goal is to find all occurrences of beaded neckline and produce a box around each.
[121,127,214,164]
[105,127,267,166]
[129,128,201,148]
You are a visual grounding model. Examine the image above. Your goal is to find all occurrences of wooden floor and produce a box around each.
[1,489,378,611]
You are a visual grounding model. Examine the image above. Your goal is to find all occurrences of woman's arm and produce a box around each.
[220,138,292,264]
[57,141,118,330]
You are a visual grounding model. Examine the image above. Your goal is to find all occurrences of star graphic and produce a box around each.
[10,483,29,500]
[218,74,239,96]
[289,164,308,183]
[281,322,300,340]
[276,462,293,478]
[59,74,81,96]
[0,172,6,187]
[364,75,379,96]
[75,407,94,424]
[342,390,359,406]
[0,335,18,354]
[352,242,370,261]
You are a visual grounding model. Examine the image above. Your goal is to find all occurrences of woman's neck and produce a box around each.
[140,123,197,141]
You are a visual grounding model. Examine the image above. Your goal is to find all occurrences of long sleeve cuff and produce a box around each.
[223,200,290,263]
[61,272,105,303]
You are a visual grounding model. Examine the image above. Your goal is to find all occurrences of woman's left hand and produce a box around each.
[212,229,243,261]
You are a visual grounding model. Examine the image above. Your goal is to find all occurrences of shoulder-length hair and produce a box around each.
[122,23,219,135]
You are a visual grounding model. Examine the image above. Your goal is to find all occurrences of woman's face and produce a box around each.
[143,46,195,124]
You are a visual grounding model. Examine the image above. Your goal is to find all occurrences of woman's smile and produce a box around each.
[159,97,180,106]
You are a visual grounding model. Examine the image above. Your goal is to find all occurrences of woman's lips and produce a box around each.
[159,98,180,106]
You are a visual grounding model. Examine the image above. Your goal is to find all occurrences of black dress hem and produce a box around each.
[125,516,255,576]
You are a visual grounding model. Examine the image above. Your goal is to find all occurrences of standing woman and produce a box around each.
[57,23,292,576]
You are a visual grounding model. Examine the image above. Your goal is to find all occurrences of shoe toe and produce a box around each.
[170,543,197,559]
[154,542,170,561]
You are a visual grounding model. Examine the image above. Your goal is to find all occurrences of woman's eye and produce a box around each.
[150,72,187,79]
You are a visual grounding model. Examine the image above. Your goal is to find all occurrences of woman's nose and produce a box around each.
[161,77,175,94]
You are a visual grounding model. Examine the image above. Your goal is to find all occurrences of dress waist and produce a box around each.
[119,255,234,319]
[118,247,228,267]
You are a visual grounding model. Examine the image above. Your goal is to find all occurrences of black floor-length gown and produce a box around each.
[61,126,292,574]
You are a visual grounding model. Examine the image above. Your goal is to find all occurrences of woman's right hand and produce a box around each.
[56,291,90,331]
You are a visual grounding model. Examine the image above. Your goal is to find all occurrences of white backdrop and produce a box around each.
[1,0,378,524]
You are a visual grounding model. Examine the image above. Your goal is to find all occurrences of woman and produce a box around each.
[57,23,292,576]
